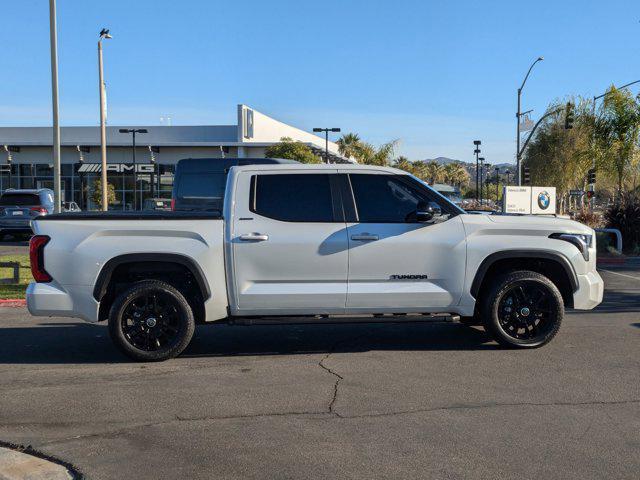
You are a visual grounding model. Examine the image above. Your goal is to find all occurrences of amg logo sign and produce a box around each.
[78,164,156,174]
[390,274,429,280]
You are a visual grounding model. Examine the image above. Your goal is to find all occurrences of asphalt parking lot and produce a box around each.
[0,267,638,479]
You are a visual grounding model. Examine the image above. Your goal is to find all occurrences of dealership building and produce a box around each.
[0,105,351,210]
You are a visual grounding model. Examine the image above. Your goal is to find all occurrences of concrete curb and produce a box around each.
[0,441,83,480]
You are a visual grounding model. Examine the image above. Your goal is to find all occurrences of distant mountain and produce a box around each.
[423,157,514,173]
[424,157,462,165]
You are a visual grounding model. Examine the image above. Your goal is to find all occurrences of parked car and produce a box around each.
[171,157,297,212]
[27,164,603,361]
[62,201,81,212]
[0,188,54,238]
[432,183,463,206]
[143,198,172,211]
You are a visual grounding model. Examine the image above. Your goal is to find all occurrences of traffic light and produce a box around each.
[588,168,596,184]
[523,167,531,185]
[564,102,575,129]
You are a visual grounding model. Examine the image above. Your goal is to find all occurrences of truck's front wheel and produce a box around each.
[108,280,195,362]
[482,270,563,348]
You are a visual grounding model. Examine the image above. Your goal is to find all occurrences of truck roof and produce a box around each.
[230,163,407,175]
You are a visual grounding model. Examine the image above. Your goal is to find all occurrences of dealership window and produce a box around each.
[0,162,176,211]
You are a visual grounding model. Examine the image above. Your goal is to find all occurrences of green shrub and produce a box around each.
[604,194,640,254]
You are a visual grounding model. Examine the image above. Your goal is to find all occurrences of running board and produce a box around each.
[226,313,459,326]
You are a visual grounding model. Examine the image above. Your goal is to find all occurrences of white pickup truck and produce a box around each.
[27,164,604,361]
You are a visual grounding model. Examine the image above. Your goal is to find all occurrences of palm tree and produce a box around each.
[424,161,444,184]
[392,156,412,173]
[358,140,398,166]
[336,133,362,160]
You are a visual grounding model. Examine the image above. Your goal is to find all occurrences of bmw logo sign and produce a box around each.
[537,191,551,210]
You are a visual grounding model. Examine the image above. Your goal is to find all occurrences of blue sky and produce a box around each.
[1,0,638,164]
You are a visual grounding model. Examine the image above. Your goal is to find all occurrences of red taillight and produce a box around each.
[171,198,175,211]
[29,235,52,283]
[30,206,48,215]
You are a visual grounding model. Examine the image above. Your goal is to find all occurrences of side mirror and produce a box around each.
[416,201,435,222]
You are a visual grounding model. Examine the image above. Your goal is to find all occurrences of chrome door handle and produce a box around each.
[239,233,269,242]
[351,234,379,241]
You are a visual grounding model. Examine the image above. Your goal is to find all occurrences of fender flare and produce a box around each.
[93,253,211,302]
[470,250,579,299]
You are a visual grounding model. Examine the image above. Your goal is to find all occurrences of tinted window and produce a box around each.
[0,194,40,206]
[251,174,335,222]
[176,173,226,199]
[350,174,451,223]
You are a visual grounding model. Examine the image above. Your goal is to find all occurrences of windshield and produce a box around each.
[0,193,40,206]
[176,173,226,199]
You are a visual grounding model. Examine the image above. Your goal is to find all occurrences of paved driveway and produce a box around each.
[0,268,638,479]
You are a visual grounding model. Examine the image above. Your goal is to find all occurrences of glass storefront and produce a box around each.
[0,163,175,210]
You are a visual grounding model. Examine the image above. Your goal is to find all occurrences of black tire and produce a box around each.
[108,280,195,362]
[482,270,563,348]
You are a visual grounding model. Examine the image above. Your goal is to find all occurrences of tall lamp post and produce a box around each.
[119,128,147,210]
[495,166,500,202]
[473,140,481,202]
[479,157,485,205]
[516,56,544,185]
[49,0,62,213]
[312,127,341,163]
[98,28,112,211]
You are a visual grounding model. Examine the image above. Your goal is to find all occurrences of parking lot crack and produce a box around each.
[339,398,640,419]
[318,352,344,416]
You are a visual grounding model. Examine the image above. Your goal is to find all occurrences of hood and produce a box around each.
[485,214,592,234]
[460,213,594,237]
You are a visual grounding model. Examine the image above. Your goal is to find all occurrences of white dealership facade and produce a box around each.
[0,105,350,209]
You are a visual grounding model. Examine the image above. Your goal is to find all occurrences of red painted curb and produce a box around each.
[0,299,26,307]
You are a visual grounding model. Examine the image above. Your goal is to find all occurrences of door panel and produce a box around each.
[346,218,466,309]
[231,171,349,314]
[345,173,467,311]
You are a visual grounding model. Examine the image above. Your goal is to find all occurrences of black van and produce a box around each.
[171,158,297,212]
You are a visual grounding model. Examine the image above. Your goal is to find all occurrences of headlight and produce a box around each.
[550,233,592,261]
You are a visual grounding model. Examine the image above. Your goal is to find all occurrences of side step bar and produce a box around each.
[226,313,459,326]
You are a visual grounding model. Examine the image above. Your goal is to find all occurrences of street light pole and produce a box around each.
[473,140,481,203]
[495,166,500,202]
[98,29,112,211]
[49,0,62,213]
[479,157,485,205]
[119,128,147,210]
[516,56,544,186]
[313,127,341,163]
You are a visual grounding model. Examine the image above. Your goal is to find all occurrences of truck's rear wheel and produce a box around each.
[108,280,195,362]
[482,270,563,348]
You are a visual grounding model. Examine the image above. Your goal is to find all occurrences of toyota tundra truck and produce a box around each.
[26,164,604,361]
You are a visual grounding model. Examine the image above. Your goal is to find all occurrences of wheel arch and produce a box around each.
[470,250,578,307]
[93,253,210,302]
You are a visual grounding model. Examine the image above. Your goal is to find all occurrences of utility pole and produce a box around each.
[98,29,112,211]
[479,157,485,205]
[473,140,481,203]
[516,57,543,185]
[49,0,62,213]
[119,128,147,210]
[313,127,341,163]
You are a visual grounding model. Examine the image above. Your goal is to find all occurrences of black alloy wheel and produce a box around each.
[482,270,563,348]
[497,280,555,341]
[109,280,195,362]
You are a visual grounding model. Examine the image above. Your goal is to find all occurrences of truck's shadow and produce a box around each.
[0,321,494,365]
